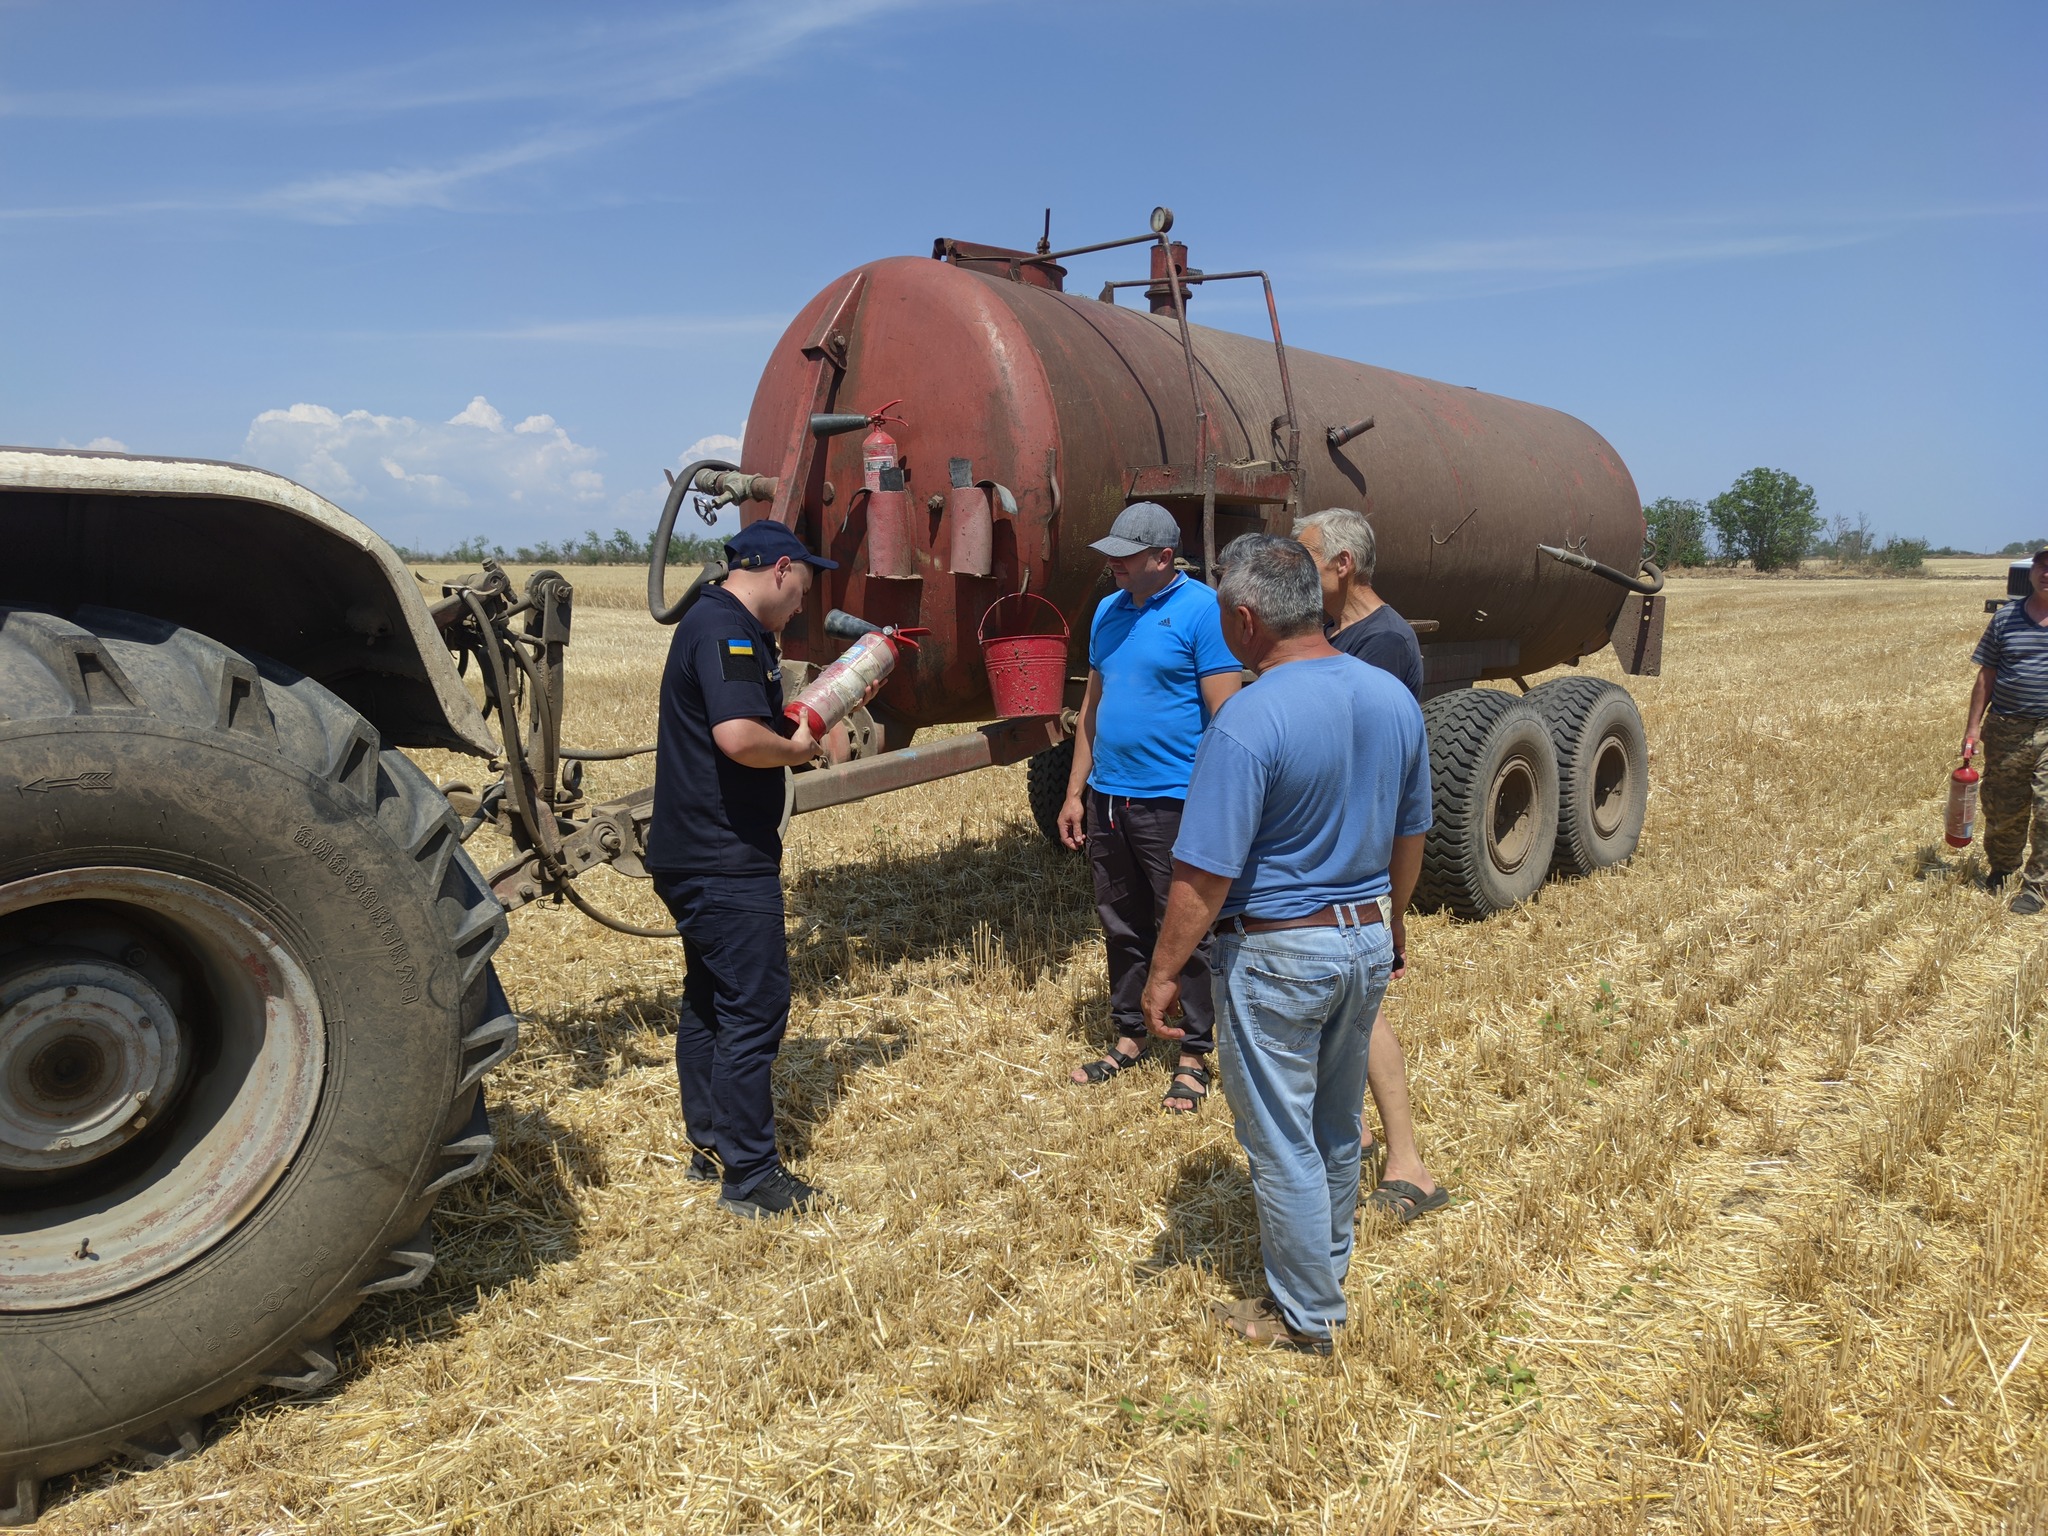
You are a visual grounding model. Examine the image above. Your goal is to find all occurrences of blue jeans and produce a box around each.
[1213,920,1394,1338]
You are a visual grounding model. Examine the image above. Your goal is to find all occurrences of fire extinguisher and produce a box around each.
[861,400,904,493]
[1946,748,1981,849]
[859,399,919,580]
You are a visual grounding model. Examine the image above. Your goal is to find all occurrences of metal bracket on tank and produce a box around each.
[763,271,869,536]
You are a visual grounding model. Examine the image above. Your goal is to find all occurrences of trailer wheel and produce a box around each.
[1528,677,1648,876]
[1414,689,1560,920]
[0,607,513,1526]
[1025,741,1075,849]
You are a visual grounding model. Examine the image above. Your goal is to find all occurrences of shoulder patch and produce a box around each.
[721,637,763,682]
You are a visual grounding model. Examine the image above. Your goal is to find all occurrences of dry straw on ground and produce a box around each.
[38,570,2048,1533]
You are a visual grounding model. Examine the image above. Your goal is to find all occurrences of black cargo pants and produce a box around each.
[1086,788,1216,1054]
[651,870,790,1197]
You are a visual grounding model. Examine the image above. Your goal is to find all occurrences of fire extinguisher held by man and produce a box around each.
[1963,545,2048,916]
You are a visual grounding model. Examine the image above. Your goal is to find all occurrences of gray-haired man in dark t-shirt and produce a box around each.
[1292,508,1445,1224]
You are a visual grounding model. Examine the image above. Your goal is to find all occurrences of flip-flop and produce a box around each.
[1363,1178,1450,1224]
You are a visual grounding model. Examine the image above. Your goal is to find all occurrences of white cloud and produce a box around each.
[448,395,505,431]
[605,430,750,537]
[251,124,623,222]
[56,435,130,452]
[0,1,914,122]
[1302,201,2048,308]
[0,1,921,223]
[680,433,743,464]
[238,396,748,549]
[240,395,607,543]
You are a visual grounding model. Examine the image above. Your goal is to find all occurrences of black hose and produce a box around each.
[649,458,739,623]
[558,874,679,939]
[1536,544,1666,596]
[560,743,657,762]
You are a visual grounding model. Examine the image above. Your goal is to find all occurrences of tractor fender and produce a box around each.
[0,447,496,756]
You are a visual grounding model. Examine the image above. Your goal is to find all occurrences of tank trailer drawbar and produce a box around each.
[0,209,1662,1521]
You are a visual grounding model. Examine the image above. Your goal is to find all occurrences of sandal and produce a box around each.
[1362,1178,1450,1225]
[1162,1060,1210,1113]
[1072,1042,1146,1085]
[1209,1297,1333,1356]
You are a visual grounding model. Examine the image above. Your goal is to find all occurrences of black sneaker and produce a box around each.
[2012,889,2045,916]
[717,1166,826,1220]
[685,1149,720,1183]
[1983,869,2016,893]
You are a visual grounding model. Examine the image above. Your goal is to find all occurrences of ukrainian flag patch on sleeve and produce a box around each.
[720,636,760,682]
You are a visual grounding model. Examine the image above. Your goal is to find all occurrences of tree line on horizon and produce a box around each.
[395,528,729,567]
[1640,467,1967,574]
[398,489,2031,577]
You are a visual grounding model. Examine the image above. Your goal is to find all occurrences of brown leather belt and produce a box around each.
[1213,900,1386,937]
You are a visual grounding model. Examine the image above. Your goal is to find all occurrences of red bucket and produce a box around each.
[978,592,1069,717]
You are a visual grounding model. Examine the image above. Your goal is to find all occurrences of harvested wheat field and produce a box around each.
[38,569,2048,1534]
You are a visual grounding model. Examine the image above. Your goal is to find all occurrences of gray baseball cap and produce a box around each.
[1089,501,1182,558]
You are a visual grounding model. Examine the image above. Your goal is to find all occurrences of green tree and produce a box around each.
[1708,468,1821,572]
[1642,497,1709,567]
[1812,513,1874,564]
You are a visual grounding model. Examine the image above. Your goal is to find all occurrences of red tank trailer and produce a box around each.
[653,209,1665,918]
[0,213,1670,1519]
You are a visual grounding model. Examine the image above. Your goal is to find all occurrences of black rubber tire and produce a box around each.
[1026,740,1076,850]
[1528,677,1649,876]
[0,607,513,1524]
[1414,688,1561,920]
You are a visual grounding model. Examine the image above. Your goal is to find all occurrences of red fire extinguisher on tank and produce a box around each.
[1946,747,1981,849]
[859,399,919,580]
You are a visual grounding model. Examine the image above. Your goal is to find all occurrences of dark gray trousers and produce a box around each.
[1086,788,1216,1054]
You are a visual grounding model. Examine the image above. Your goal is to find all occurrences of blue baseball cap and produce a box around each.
[725,520,838,572]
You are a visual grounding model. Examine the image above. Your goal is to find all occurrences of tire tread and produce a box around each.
[0,605,513,1514]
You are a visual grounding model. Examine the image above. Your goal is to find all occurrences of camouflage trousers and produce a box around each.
[1981,713,2048,892]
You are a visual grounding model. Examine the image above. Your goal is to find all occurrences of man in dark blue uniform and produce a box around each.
[645,521,834,1219]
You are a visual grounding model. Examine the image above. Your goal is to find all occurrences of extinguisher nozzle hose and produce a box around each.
[824,608,882,641]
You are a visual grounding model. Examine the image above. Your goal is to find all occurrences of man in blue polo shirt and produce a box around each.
[1965,546,2048,914]
[1058,503,1241,1111]
[1142,533,1432,1352]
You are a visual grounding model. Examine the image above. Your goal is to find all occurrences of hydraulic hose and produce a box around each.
[558,873,679,939]
[1536,543,1666,596]
[560,742,656,761]
[649,458,739,623]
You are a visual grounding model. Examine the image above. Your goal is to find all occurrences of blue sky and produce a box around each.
[2,1,2041,553]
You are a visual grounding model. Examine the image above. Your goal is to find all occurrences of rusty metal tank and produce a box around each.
[735,232,1645,728]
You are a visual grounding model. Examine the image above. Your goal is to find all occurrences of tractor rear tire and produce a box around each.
[1026,740,1075,849]
[1527,677,1649,877]
[0,607,514,1526]
[1415,688,1560,920]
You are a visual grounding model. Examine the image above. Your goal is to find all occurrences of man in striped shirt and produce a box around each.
[1965,547,2048,914]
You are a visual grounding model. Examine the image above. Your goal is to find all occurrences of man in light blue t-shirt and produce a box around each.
[1058,502,1241,1111]
[1141,534,1432,1354]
